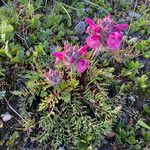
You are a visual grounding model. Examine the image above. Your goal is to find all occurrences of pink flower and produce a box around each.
[114,24,128,32]
[85,18,97,33]
[53,51,65,64]
[53,44,89,73]
[75,59,89,73]
[107,32,122,51]
[86,33,101,49]
[85,15,128,51]
[79,45,87,55]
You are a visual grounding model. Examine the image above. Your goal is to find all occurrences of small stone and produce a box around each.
[26,50,30,57]
[128,37,138,44]
[129,11,141,18]
[118,18,126,23]
[58,147,65,150]
[75,21,86,34]
[128,95,136,102]
[102,139,109,144]
[1,112,12,122]
[106,131,116,139]
[85,8,90,13]
[122,35,128,41]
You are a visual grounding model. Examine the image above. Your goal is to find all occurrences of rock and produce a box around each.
[128,37,138,44]
[58,147,65,150]
[118,18,126,23]
[102,139,109,144]
[1,112,12,122]
[106,131,116,139]
[26,50,31,57]
[128,95,136,102]
[75,21,86,34]
[122,35,128,41]
[129,11,141,18]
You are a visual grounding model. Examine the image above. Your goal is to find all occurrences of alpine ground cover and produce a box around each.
[0,0,149,149]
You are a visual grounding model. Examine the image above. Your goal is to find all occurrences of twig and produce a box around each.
[122,108,137,117]
[4,96,29,125]
[16,33,30,50]
[56,1,72,23]
[22,23,30,50]
[84,0,109,14]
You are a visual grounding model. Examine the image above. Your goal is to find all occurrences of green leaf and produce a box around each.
[26,3,34,16]
[116,134,123,144]
[61,91,71,102]
[143,104,150,114]
[137,119,150,130]
[29,14,41,28]
[0,20,14,42]
[40,91,48,98]
[0,68,5,76]
[77,140,88,150]
[5,41,12,58]
[127,136,137,145]
[11,91,22,96]
[6,131,19,146]
[143,132,150,142]
[143,51,150,58]
[0,20,14,33]
[28,34,37,44]
[119,128,127,140]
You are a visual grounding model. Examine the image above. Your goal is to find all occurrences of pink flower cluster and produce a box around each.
[44,15,128,85]
[53,44,89,73]
[85,15,128,51]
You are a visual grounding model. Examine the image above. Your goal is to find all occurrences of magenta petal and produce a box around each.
[85,18,97,30]
[107,32,122,51]
[86,34,101,49]
[79,45,87,55]
[114,24,128,31]
[85,26,92,33]
[53,52,64,64]
[53,52,63,59]
[76,59,89,73]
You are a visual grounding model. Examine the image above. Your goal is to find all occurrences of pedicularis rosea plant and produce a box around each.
[85,15,128,51]
[0,1,149,149]
[37,15,128,148]
[44,15,128,85]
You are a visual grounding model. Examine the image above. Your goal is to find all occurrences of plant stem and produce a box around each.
[4,96,29,125]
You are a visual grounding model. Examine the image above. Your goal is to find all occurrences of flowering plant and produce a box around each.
[44,15,128,85]
[53,44,89,73]
[85,15,128,51]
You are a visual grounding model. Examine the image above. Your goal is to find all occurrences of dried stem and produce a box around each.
[4,96,29,125]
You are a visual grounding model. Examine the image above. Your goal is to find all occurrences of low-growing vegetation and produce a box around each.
[0,0,149,149]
